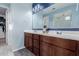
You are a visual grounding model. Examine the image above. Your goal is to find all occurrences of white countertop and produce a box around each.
[24,30,79,41]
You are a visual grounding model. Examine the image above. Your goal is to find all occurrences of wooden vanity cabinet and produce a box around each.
[24,32,77,56]
[24,32,33,52]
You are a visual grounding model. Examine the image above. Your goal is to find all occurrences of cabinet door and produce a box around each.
[25,37,29,48]
[32,34,40,55]
[28,37,33,51]
[33,34,40,49]
[54,46,75,56]
[33,39,40,49]
[24,33,29,48]
[40,42,52,56]
[24,33,32,52]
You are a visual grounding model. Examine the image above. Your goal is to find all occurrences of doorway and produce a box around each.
[0,7,6,46]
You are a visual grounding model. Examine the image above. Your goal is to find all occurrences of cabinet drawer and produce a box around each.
[33,39,40,49]
[40,35,76,51]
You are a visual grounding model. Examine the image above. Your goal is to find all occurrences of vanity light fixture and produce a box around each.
[33,4,44,13]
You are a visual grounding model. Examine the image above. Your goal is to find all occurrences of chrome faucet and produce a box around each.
[56,31,62,35]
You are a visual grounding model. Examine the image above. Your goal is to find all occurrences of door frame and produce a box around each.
[0,5,9,45]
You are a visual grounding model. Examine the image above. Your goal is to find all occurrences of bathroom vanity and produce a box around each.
[24,32,79,56]
[28,3,79,56]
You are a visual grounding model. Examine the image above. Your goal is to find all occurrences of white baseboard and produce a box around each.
[12,46,25,52]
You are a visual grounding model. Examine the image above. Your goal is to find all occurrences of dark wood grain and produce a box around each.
[32,34,40,55]
[32,34,40,49]
[76,41,79,56]
[24,32,77,56]
[32,34,40,40]
[24,32,33,52]
[53,46,75,56]
[33,39,40,49]
[40,42,52,56]
[40,35,76,51]
[33,48,39,56]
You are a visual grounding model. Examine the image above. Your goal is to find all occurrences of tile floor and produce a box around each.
[14,48,35,56]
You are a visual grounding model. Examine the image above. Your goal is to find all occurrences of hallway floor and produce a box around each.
[0,44,14,56]
[0,38,14,56]
[0,27,5,39]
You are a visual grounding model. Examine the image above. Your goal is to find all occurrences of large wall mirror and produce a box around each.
[53,10,72,28]
[32,3,79,30]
